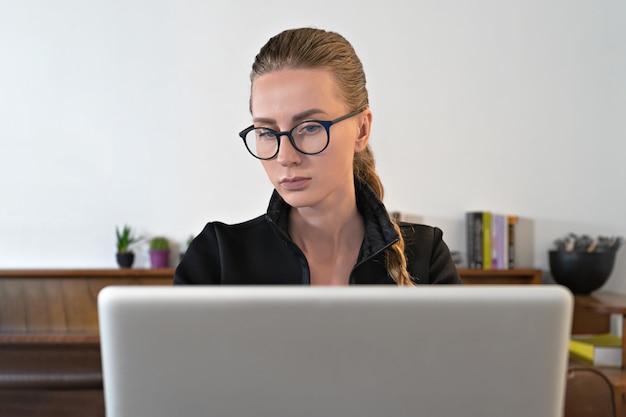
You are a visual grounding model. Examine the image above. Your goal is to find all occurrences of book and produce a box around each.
[500,214,507,269]
[482,212,492,270]
[569,333,622,367]
[465,211,520,270]
[466,212,483,269]
[507,215,518,269]
[491,214,507,270]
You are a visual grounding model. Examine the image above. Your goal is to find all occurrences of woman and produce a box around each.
[174,27,461,286]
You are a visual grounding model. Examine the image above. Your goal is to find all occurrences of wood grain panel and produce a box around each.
[0,279,27,333]
[0,269,174,335]
[458,268,542,285]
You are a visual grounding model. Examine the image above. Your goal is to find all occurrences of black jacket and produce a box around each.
[174,180,462,285]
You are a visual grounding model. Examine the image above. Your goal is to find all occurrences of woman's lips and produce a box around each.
[280,177,310,190]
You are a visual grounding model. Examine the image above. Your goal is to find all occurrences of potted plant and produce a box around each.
[550,233,624,294]
[149,236,170,268]
[115,225,141,268]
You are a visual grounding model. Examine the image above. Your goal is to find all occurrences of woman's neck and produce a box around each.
[289,197,364,286]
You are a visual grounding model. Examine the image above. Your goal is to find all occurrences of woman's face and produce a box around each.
[250,68,371,211]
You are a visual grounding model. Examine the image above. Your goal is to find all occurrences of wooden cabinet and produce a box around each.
[2,269,623,416]
[0,269,175,336]
[0,269,175,417]
[458,268,542,285]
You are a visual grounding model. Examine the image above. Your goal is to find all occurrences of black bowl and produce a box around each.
[549,251,616,294]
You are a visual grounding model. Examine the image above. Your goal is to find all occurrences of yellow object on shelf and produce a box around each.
[569,333,622,367]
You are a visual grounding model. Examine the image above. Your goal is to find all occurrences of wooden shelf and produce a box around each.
[0,269,174,336]
[458,268,542,285]
[0,268,176,279]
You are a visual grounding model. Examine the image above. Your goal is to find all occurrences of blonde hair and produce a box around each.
[251,28,413,286]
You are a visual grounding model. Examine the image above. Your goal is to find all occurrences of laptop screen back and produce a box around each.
[98,285,572,417]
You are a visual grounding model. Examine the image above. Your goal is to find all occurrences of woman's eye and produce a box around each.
[298,123,322,135]
[257,129,276,139]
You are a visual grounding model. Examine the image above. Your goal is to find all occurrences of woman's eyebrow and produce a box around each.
[252,108,328,127]
[252,116,276,125]
[291,108,327,122]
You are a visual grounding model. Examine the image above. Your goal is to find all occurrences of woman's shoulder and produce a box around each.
[200,214,269,232]
[395,222,444,263]
[190,214,273,249]
[396,222,444,242]
[396,221,462,285]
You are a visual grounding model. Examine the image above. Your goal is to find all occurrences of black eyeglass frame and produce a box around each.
[238,110,363,160]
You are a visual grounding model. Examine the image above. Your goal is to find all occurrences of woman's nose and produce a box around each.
[275,135,301,166]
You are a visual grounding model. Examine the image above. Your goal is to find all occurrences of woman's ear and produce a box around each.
[354,109,372,152]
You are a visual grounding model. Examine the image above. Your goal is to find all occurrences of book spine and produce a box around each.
[508,215,518,269]
[466,212,475,269]
[492,214,504,270]
[491,215,498,270]
[498,214,507,270]
[482,212,492,270]
[466,212,483,269]
[497,214,506,270]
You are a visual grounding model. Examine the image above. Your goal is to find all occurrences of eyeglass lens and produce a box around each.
[244,121,328,159]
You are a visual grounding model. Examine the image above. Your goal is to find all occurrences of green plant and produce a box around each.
[116,225,141,253]
[150,236,169,251]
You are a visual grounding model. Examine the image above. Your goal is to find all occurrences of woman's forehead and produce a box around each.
[251,69,345,119]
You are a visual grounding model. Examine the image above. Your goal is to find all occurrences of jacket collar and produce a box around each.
[265,178,399,261]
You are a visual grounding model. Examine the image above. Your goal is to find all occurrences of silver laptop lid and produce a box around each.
[99,285,572,417]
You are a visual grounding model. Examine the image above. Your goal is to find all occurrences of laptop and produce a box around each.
[98,285,573,417]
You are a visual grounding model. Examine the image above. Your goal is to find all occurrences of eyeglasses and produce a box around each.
[238,110,362,160]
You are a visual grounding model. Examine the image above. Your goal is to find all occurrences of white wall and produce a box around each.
[1,1,625,291]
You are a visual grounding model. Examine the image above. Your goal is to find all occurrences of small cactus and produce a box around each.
[150,236,170,251]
